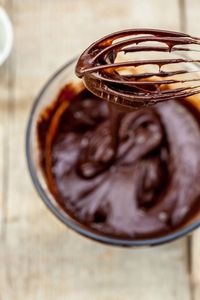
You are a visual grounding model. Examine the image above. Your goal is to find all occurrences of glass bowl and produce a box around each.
[26,58,200,247]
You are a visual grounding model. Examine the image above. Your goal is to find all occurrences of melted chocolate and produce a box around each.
[37,84,200,239]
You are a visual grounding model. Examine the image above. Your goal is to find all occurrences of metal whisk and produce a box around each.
[76,29,200,109]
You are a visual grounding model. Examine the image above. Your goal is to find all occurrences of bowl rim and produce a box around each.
[26,57,200,247]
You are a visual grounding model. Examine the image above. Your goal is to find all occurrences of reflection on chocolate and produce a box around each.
[37,84,200,239]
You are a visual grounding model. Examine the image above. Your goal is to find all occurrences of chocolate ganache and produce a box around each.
[37,83,200,239]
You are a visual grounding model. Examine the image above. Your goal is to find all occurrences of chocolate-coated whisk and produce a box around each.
[76,29,200,109]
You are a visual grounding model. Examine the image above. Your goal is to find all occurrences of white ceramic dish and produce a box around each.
[0,7,13,65]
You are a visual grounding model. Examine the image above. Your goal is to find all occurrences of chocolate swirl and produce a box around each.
[76,29,200,109]
[37,85,200,238]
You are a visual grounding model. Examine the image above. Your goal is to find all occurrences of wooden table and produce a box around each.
[0,1,199,299]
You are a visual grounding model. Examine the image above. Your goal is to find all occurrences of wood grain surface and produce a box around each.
[0,1,199,299]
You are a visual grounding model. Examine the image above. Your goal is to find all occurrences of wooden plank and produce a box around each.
[0,1,8,8]
[184,1,200,299]
[0,1,12,235]
[0,63,10,239]
[0,0,7,231]
[0,2,14,300]
[0,229,192,300]
[0,64,6,235]
[0,1,192,299]
[192,230,200,300]
[185,0,200,35]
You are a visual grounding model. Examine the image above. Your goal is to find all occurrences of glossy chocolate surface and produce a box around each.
[37,84,200,239]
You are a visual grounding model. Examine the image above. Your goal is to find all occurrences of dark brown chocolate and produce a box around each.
[37,84,200,239]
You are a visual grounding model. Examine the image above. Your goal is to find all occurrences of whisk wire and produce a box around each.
[76,29,200,108]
